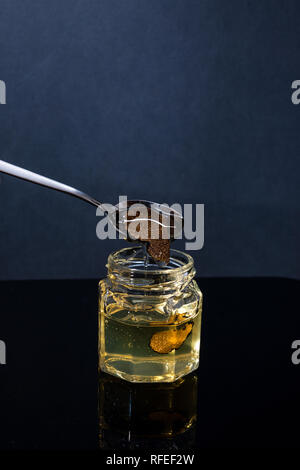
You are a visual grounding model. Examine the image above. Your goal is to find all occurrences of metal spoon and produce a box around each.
[0,160,183,238]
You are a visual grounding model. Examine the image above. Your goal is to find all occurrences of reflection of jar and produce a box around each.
[99,372,198,450]
[99,247,203,383]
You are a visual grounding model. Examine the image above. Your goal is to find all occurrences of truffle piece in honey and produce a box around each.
[150,323,193,354]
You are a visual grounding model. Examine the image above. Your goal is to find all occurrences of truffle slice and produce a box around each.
[147,239,170,265]
[150,323,193,354]
[126,206,173,264]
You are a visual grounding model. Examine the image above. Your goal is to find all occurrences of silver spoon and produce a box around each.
[0,160,183,238]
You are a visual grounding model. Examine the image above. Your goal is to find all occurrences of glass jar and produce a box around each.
[99,246,203,383]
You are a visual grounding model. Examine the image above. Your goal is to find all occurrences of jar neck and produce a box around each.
[107,246,196,294]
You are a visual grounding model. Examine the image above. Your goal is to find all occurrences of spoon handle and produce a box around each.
[0,160,102,209]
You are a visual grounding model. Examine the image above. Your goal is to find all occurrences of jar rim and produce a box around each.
[107,246,194,276]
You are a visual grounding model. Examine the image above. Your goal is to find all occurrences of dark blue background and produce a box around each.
[0,0,299,280]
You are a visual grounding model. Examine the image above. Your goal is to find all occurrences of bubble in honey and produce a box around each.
[150,323,193,354]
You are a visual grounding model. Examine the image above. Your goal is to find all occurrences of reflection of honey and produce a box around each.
[99,372,198,450]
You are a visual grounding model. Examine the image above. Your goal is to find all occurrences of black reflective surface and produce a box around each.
[99,372,198,451]
[0,277,299,449]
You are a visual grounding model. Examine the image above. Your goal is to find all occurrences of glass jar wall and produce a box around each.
[99,247,203,383]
